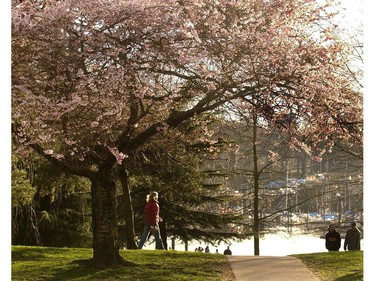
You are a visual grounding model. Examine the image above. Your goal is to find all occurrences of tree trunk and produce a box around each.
[253,176,260,255]
[91,164,124,267]
[118,166,138,249]
[252,110,260,256]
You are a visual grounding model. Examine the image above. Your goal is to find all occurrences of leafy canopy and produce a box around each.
[12,0,362,173]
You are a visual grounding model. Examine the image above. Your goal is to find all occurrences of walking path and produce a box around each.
[226,256,320,281]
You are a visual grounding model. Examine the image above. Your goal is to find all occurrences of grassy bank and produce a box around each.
[293,251,363,281]
[12,246,364,280]
[12,246,235,281]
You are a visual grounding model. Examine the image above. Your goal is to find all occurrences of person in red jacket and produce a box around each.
[138,191,165,250]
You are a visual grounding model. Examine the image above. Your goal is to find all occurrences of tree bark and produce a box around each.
[91,163,124,267]
[252,110,260,256]
[118,166,138,249]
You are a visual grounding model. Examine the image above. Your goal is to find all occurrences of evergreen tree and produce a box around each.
[128,148,246,248]
[12,155,92,247]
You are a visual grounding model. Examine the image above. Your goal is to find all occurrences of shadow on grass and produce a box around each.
[334,270,363,281]
[37,259,139,281]
[12,246,73,261]
[44,259,202,281]
[12,247,60,261]
[71,258,137,268]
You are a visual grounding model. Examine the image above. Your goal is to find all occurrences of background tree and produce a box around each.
[128,144,246,249]
[115,111,246,248]
[211,110,362,255]
[12,0,362,267]
[210,113,293,255]
[12,155,40,245]
[31,163,92,247]
[12,154,92,247]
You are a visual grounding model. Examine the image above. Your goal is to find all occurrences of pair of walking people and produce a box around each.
[325,222,361,251]
[138,191,165,250]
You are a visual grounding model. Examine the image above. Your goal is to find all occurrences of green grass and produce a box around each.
[11,246,235,281]
[12,246,364,281]
[292,251,363,281]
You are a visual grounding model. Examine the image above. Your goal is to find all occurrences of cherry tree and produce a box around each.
[12,0,362,267]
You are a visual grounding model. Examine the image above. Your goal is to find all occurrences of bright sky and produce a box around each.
[339,0,363,27]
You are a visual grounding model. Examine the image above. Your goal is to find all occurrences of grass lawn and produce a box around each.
[11,246,235,281]
[12,246,364,281]
[292,251,363,281]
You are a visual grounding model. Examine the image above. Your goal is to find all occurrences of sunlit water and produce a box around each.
[142,233,365,256]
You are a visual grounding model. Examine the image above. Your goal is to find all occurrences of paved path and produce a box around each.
[226,256,320,281]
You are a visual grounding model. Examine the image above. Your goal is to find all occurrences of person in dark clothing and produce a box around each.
[205,245,210,253]
[325,224,341,251]
[224,246,232,255]
[157,197,168,250]
[157,218,167,250]
[344,222,361,251]
[138,191,165,250]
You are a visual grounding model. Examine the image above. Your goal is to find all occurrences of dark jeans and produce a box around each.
[138,223,165,249]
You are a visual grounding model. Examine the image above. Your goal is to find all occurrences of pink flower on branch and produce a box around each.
[108,147,128,165]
